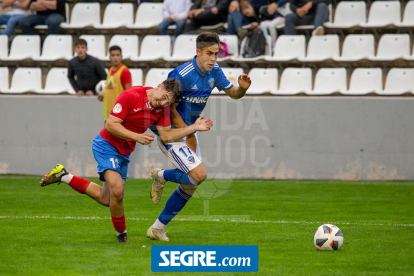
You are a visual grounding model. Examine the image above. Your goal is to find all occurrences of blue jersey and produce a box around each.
[168,56,233,126]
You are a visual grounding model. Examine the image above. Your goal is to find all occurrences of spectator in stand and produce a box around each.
[99,46,132,122]
[158,0,192,37]
[68,39,107,97]
[184,0,231,33]
[284,0,329,35]
[0,0,30,37]
[19,0,66,35]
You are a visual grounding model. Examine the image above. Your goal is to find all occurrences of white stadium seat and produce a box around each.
[334,34,375,62]
[359,1,401,28]
[325,1,366,28]
[0,35,8,59]
[397,1,414,27]
[1,68,42,94]
[266,35,306,62]
[130,69,144,86]
[276,68,312,95]
[165,35,197,62]
[0,67,9,92]
[309,68,347,95]
[211,68,244,94]
[36,68,75,94]
[369,34,411,61]
[131,35,171,61]
[94,3,134,29]
[102,35,139,61]
[145,68,173,87]
[2,35,40,61]
[34,35,73,61]
[299,35,339,62]
[217,35,239,61]
[246,68,278,94]
[344,68,383,95]
[379,68,414,95]
[127,3,163,29]
[61,3,100,29]
[79,35,106,60]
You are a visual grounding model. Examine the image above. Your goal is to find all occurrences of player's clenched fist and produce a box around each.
[136,133,155,145]
[194,116,213,132]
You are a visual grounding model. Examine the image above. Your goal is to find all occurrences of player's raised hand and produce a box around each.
[194,116,214,132]
[238,74,252,90]
[136,133,154,145]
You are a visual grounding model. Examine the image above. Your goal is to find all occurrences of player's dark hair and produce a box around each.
[74,39,87,47]
[196,32,220,49]
[109,45,122,54]
[162,78,182,101]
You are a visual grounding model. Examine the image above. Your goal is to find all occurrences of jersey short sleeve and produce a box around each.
[215,67,234,92]
[156,106,171,127]
[120,68,132,89]
[109,91,132,121]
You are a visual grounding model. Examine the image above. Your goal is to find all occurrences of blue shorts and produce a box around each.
[92,133,130,185]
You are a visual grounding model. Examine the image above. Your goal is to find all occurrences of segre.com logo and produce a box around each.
[151,245,258,272]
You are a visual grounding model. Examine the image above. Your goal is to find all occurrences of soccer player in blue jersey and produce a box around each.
[147,32,251,241]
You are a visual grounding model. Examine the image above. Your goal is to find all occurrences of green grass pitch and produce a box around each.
[0,175,413,275]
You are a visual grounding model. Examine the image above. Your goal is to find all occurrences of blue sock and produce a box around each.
[158,186,192,225]
[164,168,196,185]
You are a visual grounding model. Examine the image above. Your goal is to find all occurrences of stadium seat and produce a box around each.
[94,3,134,29]
[35,68,75,94]
[397,0,414,27]
[217,35,239,62]
[101,35,139,61]
[265,35,306,62]
[299,35,339,62]
[359,1,401,28]
[276,68,312,95]
[79,35,106,60]
[61,3,100,29]
[344,68,383,95]
[1,67,42,94]
[130,68,144,86]
[309,68,347,95]
[246,68,278,94]
[334,34,375,62]
[1,35,40,61]
[34,35,73,61]
[0,36,8,59]
[324,1,366,29]
[369,34,411,61]
[231,35,272,63]
[165,35,197,62]
[131,35,171,62]
[379,68,414,95]
[0,67,9,92]
[145,68,173,87]
[126,3,163,29]
[211,68,244,94]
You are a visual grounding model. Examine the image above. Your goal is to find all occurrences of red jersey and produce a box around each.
[100,86,171,155]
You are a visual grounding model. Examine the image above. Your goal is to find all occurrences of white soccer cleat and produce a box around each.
[150,168,165,205]
[147,226,169,241]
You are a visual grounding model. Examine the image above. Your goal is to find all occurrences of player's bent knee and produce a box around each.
[110,187,124,203]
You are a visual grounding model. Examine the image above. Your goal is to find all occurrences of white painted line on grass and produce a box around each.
[0,215,413,227]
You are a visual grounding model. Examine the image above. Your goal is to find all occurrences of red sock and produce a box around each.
[111,215,126,233]
[68,176,90,194]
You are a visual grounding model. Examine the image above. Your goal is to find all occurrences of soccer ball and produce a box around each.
[313,224,344,251]
[95,80,107,96]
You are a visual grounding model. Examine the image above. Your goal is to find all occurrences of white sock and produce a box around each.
[157,170,166,182]
[152,218,166,230]
[61,173,74,184]
[116,230,127,236]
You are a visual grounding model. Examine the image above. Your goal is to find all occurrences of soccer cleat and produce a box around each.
[147,226,169,241]
[40,164,69,187]
[117,232,129,243]
[150,168,165,205]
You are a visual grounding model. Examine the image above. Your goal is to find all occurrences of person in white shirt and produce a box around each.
[0,0,30,37]
[158,0,192,37]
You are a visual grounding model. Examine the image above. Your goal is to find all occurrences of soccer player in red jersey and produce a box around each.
[40,79,213,242]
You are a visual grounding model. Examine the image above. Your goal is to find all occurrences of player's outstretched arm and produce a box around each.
[225,73,252,99]
[105,116,154,145]
[157,116,213,144]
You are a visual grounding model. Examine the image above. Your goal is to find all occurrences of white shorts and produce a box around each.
[156,133,202,174]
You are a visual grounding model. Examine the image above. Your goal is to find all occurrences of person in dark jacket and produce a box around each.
[184,0,231,33]
[284,0,329,35]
